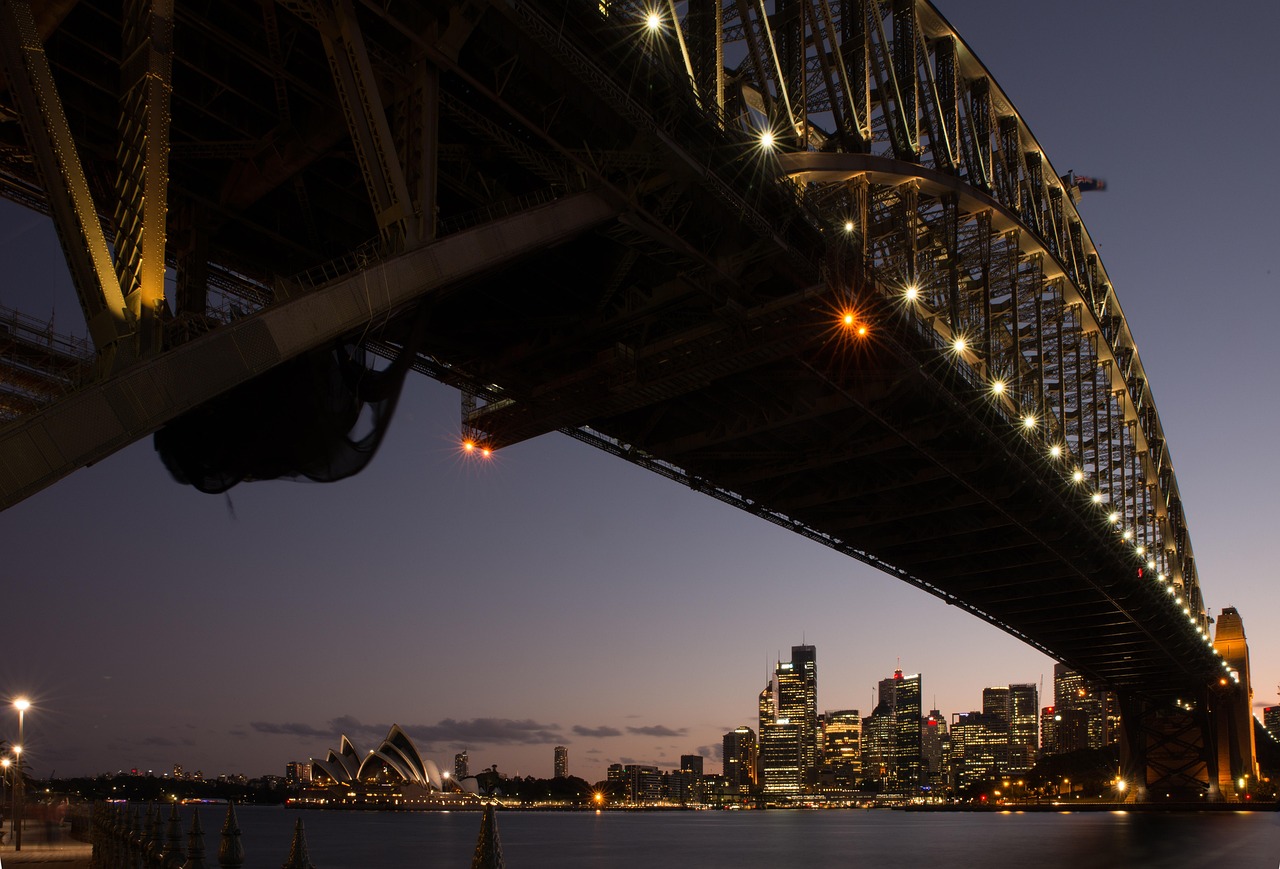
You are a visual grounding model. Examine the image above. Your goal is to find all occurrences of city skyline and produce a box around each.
[2,0,1278,785]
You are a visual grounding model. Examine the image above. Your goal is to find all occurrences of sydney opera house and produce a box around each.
[299,724,481,809]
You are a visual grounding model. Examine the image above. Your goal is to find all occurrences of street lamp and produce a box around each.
[13,699,29,852]
[1,756,10,846]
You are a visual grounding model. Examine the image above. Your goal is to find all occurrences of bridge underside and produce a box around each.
[0,0,1240,789]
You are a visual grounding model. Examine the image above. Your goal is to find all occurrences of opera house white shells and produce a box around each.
[311,724,445,789]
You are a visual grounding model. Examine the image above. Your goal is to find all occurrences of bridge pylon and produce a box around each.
[1118,607,1258,802]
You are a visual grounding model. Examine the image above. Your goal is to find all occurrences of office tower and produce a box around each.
[877,669,923,793]
[723,726,758,792]
[820,709,861,791]
[621,764,661,803]
[759,679,774,733]
[860,706,895,789]
[921,710,949,792]
[554,745,568,779]
[781,644,819,784]
[1039,707,1058,757]
[1053,664,1115,750]
[1264,706,1279,743]
[760,717,801,797]
[680,755,704,777]
[454,751,469,780]
[982,684,1038,772]
[950,712,1009,788]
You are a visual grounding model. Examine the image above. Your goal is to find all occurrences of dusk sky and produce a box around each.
[2,0,1276,785]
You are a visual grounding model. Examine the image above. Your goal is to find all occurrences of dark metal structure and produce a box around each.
[0,0,1253,797]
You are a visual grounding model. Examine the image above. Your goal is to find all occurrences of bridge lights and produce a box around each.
[990,379,1005,396]
[843,220,855,234]
[1108,511,1119,524]
[1147,560,1156,570]
[952,336,967,353]
[1021,414,1036,430]
[1092,492,1104,504]
[904,284,919,302]
[1134,545,1144,556]
[1049,444,1062,459]
[1072,468,1084,482]
[758,129,776,151]
[644,10,662,32]
[462,439,493,459]
[1122,528,1133,540]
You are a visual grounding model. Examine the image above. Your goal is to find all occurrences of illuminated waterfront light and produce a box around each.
[991,379,1006,395]
[953,336,967,352]
[1147,560,1156,570]
[759,129,775,150]
[1072,469,1084,482]
[843,312,855,326]
[1022,415,1036,430]
[645,11,661,31]
[1122,529,1133,540]
[1157,572,1166,581]
[481,447,492,458]
[1092,492,1103,503]
[1166,586,1175,595]
[1049,444,1062,458]
[463,440,475,452]
[1135,545,1144,556]
[904,284,919,301]
[843,221,854,233]
[1108,512,1119,524]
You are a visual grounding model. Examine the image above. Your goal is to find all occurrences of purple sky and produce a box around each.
[2,0,1277,784]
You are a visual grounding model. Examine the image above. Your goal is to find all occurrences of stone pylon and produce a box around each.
[281,818,315,869]
[470,805,504,869]
[217,803,244,868]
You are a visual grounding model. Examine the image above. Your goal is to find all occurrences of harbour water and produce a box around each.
[207,805,1279,868]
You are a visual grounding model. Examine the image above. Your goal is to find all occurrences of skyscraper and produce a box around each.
[982,684,1038,772]
[878,669,923,794]
[950,711,1009,788]
[454,751,469,780]
[1264,706,1279,743]
[1053,664,1114,750]
[921,709,949,793]
[760,717,801,797]
[723,726,758,792]
[554,745,568,779]
[758,645,820,797]
[820,709,861,794]
[781,644,819,785]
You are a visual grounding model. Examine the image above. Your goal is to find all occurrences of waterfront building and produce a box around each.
[778,645,819,786]
[723,726,758,792]
[621,764,662,803]
[285,761,312,787]
[982,684,1038,771]
[1053,664,1116,751]
[680,754,704,777]
[760,718,802,798]
[1039,707,1059,757]
[877,669,922,794]
[921,710,949,793]
[607,763,623,785]
[554,745,568,779]
[1265,706,1280,743]
[454,751,469,780]
[950,712,1009,788]
[860,705,894,790]
[818,709,861,796]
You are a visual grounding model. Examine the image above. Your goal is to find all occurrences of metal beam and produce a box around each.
[0,0,131,357]
[0,190,618,509]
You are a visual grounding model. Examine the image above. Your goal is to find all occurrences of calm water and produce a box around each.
[182,805,1279,868]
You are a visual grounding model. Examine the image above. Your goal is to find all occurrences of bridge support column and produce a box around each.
[1118,691,1218,802]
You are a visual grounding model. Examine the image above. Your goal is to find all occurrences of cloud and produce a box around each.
[250,716,565,749]
[585,748,602,755]
[626,725,686,738]
[573,725,622,738]
[696,744,724,762]
[249,721,334,738]
[402,718,563,747]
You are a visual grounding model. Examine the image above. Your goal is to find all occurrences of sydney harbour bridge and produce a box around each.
[0,0,1259,798]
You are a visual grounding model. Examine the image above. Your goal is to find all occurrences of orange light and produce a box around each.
[842,313,855,326]
[481,448,492,458]
[463,440,476,452]
[857,325,868,336]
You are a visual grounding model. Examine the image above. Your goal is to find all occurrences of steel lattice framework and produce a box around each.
[0,0,1252,794]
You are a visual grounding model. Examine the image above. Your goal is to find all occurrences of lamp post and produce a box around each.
[1,756,10,846]
[13,699,29,852]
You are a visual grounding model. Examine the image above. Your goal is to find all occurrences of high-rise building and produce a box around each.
[780,645,819,785]
[723,726,758,792]
[680,755,704,777]
[554,745,568,779]
[818,709,861,795]
[860,706,895,789]
[879,669,923,793]
[1053,664,1115,751]
[1264,706,1280,743]
[982,684,1038,772]
[454,751,469,780]
[621,765,661,803]
[950,712,1009,787]
[285,762,312,787]
[760,718,801,798]
[921,710,949,793]
[1039,707,1058,757]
